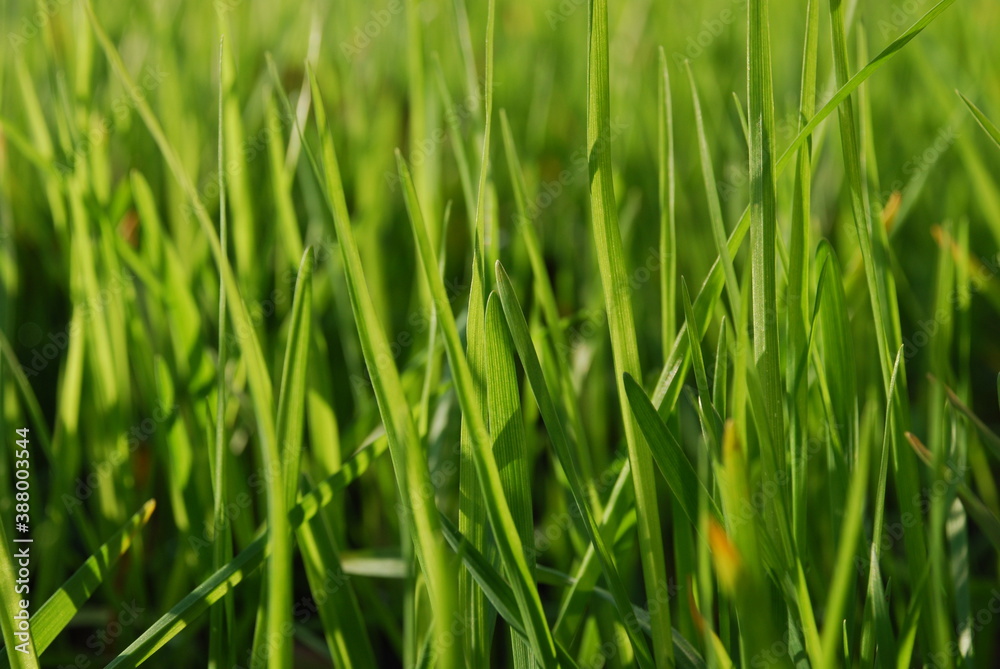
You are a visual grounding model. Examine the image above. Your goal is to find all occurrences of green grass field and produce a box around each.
[1,0,1000,666]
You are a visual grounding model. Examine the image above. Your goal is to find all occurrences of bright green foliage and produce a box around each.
[1,0,999,667]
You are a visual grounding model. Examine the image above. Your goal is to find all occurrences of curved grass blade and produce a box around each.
[958,91,1000,149]
[299,67,457,669]
[622,374,720,526]
[0,501,156,666]
[104,437,388,668]
[496,261,655,669]
[396,155,558,668]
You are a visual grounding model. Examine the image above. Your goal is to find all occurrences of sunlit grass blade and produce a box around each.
[958,91,1000,149]
[0,501,155,665]
[82,6,292,665]
[396,155,558,667]
[104,437,388,668]
[485,293,535,669]
[299,67,458,669]
[495,261,655,668]
[587,1,672,663]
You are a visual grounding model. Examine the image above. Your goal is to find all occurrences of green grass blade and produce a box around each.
[104,437,388,668]
[860,348,904,666]
[685,63,740,324]
[658,47,677,361]
[495,261,655,668]
[681,278,720,445]
[300,68,458,669]
[296,512,376,669]
[485,293,535,669]
[209,39,233,669]
[276,248,315,508]
[396,154,558,668]
[748,0,786,483]
[958,91,1000,149]
[623,374,720,526]
[587,1,672,663]
[0,501,156,665]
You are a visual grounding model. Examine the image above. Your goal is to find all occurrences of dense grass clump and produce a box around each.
[1,0,1000,667]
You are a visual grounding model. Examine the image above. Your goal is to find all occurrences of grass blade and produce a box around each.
[397,155,558,667]
[588,1,672,663]
[496,261,655,668]
[485,293,535,669]
[300,68,458,669]
[623,374,720,526]
[0,501,156,665]
[958,91,1000,150]
[104,436,388,668]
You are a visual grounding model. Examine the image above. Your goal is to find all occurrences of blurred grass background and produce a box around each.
[1,0,1000,666]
